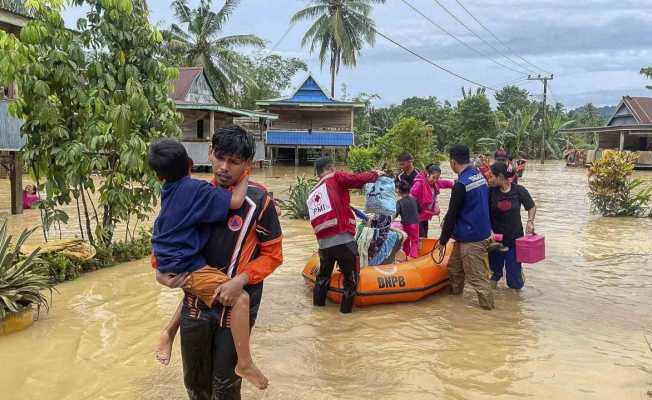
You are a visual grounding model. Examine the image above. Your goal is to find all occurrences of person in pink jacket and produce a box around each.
[410,164,454,238]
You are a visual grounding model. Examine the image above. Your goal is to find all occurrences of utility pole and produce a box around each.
[528,74,554,164]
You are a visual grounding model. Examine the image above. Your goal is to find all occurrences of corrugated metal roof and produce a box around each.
[0,100,24,150]
[266,130,353,147]
[176,103,278,120]
[624,96,652,124]
[171,67,204,102]
[256,75,363,108]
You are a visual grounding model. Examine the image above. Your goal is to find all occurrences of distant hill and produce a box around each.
[571,105,617,120]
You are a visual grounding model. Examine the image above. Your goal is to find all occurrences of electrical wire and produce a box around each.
[452,0,552,75]
[372,27,499,92]
[429,0,540,75]
[399,0,529,77]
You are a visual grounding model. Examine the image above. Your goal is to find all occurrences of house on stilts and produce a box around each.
[256,75,363,165]
[171,67,278,167]
[560,96,652,169]
[0,6,30,214]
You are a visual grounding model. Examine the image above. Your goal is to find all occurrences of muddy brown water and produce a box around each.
[1,162,651,399]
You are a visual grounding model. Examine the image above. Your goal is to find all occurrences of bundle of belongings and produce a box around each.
[355,177,407,267]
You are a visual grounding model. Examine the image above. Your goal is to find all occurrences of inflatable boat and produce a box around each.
[302,239,451,306]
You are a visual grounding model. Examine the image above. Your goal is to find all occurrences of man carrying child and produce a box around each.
[154,126,283,399]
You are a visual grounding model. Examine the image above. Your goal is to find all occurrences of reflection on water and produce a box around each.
[1,162,651,399]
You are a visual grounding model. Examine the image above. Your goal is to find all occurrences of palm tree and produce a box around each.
[291,0,385,98]
[165,0,265,102]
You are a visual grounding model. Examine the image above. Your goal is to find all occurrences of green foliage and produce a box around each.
[291,0,386,97]
[0,0,182,246]
[235,53,307,109]
[641,67,652,90]
[375,117,433,168]
[347,147,376,172]
[0,222,53,320]
[40,229,153,283]
[279,176,318,220]
[588,152,652,217]
[165,0,265,103]
[495,85,530,118]
[456,88,496,150]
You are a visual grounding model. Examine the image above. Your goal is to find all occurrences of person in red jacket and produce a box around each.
[308,156,383,313]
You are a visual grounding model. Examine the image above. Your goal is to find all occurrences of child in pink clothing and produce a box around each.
[410,164,454,238]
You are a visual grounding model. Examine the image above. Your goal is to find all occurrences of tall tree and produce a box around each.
[1,0,181,244]
[291,0,385,98]
[495,85,530,118]
[235,53,307,109]
[165,0,265,103]
[641,67,652,90]
[457,88,496,150]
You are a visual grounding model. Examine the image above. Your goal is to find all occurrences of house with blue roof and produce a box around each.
[256,75,364,165]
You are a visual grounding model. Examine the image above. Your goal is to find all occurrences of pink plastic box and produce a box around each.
[493,233,503,242]
[516,234,545,264]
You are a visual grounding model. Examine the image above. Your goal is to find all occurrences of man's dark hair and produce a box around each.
[397,152,413,162]
[491,161,514,179]
[148,138,190,182]
[398,180,411,194]
[211,125,255,161]
[494,149,509,161]
[315,156,334,176]
[425,163,441,175]
[449,145,471,165]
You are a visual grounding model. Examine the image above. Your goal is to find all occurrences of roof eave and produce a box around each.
[175,102,278,120]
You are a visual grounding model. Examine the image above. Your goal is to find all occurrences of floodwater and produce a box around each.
[1,162,651,400]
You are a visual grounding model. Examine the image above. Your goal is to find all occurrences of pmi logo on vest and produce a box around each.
[307,184,332,220]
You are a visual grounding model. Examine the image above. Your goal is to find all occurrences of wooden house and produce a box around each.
[0,6,30,214]
[171,67,277,166]
[560,96,652,169]
[256,75,364,165]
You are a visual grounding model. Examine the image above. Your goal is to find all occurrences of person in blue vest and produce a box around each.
[437,144,495,310]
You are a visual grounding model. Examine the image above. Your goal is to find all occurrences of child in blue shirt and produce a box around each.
[149,138,267,390]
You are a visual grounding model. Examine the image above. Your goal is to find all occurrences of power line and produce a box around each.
[429,0,539,75]
[372,27,498,92]
[452,0,552,75]
[270,24,294,52]
[399,0,529,77]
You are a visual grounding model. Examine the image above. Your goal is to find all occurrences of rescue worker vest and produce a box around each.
[452,166,492,243]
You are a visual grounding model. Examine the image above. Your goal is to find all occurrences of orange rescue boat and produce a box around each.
[302,239,451,306]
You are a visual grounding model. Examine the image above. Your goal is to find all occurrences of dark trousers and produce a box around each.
[489,246,525,289]
[419,221,429,238]
[314,241,359,313]
[180,288,261,400]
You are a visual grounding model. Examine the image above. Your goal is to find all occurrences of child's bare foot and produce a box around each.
[155,330,174,366]
[235,362,269,390]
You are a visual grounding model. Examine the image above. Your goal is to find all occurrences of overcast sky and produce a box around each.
[62,0,652,109]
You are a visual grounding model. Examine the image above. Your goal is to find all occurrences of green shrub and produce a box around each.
[0,223,53,320]
[374,117,434,168]
[42,253,82,283]
[347,147,377,172]
[588,151,652,217]
[278,176,317,220]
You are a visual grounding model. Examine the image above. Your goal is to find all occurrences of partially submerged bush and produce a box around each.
[588,151,652,217]
[347,147,377,173]
[279,176,317,220]
[0,222,53,320]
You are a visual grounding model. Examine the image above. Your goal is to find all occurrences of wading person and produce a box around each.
[410,164,454,238]
[488,162,537,290]
[395,152,419,189]
[437,145,495,310]
[308,156,382,313]
[148,138,269,390]
[395,181,420,258]
[156,126,283,399]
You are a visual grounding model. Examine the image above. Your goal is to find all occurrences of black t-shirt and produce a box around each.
[489,184,535,246]
[395,169,419,189]
[396,195,420,225]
